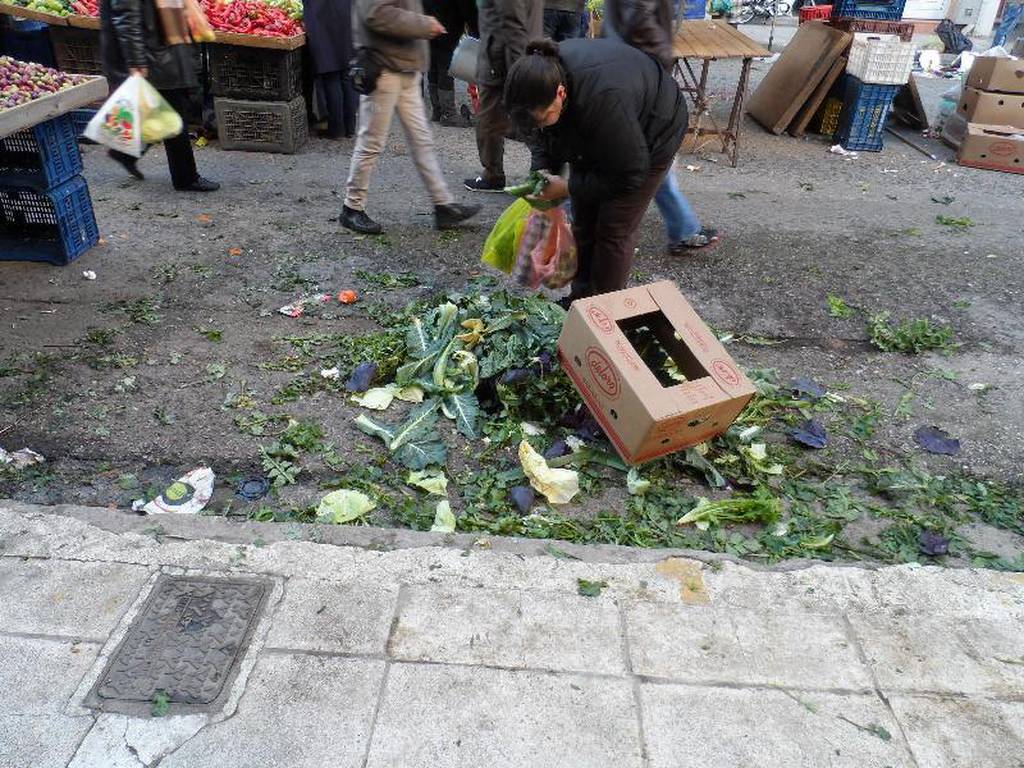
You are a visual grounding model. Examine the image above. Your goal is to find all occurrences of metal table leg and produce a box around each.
[725,57,753,167]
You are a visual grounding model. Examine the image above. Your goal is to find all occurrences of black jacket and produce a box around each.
[423,0,479,49]
[101,0,197,91]
[305,0,354,74]
[603,0,675,69]
[530,39,687,202]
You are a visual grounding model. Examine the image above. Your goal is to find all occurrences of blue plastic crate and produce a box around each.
[0,19,56,67]
[0,114,83,190]
[834,75,900,151]
[683,0,706,19]
[0,176,99,265]
[832,0,906,20]
[69,108,96,139]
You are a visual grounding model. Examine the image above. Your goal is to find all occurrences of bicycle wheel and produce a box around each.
[736,4,756,23]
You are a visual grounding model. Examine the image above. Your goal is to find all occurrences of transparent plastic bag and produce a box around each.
[84,75,183,158]
[511,204,577,290]
[481,198,531,274]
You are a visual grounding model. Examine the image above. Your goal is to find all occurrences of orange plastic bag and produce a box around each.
[511,205,577,290]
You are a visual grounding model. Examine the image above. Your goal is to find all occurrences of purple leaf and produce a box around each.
[345,362,378,393]
[918,530,950,556]
[543,439,569,460]
[789,377,826,400]
[790,419,828,449]
[914,426,961,456]
[510,485,535,514]
[236,476,270,501]
[499,368,534,385]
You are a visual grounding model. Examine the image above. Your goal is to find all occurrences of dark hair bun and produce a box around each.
[525,38,559,57]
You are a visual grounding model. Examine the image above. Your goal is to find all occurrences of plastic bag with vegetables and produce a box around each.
[84,75,183,157]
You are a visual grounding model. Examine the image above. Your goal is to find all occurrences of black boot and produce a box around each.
[341,205,383,234]
[108,149,144,180]
[175,176,220,192]
[435,203,481,230]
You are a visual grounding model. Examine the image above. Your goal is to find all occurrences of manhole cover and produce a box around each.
[88,576,268,714]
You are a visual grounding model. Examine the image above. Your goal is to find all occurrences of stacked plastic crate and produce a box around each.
[825,0,915,151]
[210,44,308,154]
[0,114,100,264]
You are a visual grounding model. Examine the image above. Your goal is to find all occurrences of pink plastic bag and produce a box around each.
[511,204,577,290]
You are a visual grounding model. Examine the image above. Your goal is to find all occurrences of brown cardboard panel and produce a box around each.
[558,282,755,465]
[957,123,1024,174]
[747,22,852,135]
[958,87,1024,128]
[966,57,1024,95]
[790,56,847,137]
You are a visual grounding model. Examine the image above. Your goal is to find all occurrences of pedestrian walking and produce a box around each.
[505,38,688,298]
[100,0,219,191]
[464,0,544,192]
[423,0,478,125]
[604,0,718,251]
[305,0,359,138]
[341,0,481,234]
[543,0,582,41]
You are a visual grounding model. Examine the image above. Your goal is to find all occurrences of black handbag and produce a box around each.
[349,48,382,96]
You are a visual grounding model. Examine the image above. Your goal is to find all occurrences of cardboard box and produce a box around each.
[957,87,1024,128]
[967,57,1024,95]
[557,281,756,465]
[1013,39,1024,59]
[957,123,1024,174]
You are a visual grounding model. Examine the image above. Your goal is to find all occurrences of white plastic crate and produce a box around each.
[846,33,916,85]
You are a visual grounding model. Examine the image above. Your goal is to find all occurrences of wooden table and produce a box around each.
[672,20,771,166]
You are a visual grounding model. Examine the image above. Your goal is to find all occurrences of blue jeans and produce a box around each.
[993,2,1022,47]
[654,164,701,242]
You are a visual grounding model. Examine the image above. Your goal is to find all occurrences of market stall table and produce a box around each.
[0,73,106,138]
[672,20,771,166]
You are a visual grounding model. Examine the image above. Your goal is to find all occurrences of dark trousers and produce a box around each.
[570,161,671,297]
[476,83,510,183]
[427,37,457,93]
[321,70,358,137]
[544,9,581,41]
[111,87,197,188]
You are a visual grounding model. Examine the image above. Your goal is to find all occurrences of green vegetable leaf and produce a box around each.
[394,438,448,470]
[577,578,608,597]
[408,468,449,496]
[390,401,440,450]
[442,392,480,439]
[316,489,376,524]
[354,413,395,445]
[406,316,431,357]
[429,499,456,533]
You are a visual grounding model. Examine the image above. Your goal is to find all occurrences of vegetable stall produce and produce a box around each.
[6,0,72,17]
[69,0,97,15]
[199,0,303,37]
[0,56,90,111]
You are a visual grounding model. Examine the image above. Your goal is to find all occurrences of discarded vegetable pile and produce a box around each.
[0,56,90,111]
[226,287,1022,571]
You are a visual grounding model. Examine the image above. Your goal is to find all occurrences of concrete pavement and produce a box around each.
[1,502,1023,767]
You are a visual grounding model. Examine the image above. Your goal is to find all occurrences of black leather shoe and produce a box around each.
[435,203,481,230]
[463,176,505,192]
[175,176,220,192]
[108,149,144,180]
[340,205,383,234]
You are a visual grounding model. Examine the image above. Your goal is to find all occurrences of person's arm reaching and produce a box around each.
[361,0,443,39]
[109,0,148,76]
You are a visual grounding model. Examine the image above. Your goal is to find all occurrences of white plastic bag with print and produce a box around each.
[85,75,183,158]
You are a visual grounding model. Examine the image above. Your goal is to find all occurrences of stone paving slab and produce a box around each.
[641,684,915,768]
[0,714,94,768]
[159,654,385,768]
[0,635,98,717]
[848,612,1024,697]
[888,696,1024,768]
[624,602,873,690]
[0,558,151,640]
[264,578,398,655]
[387,585,626,675]
[365,662,641,768]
